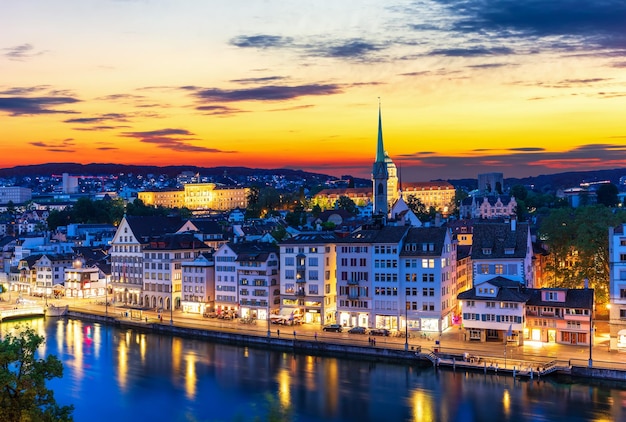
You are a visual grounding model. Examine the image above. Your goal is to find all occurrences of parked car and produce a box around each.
[348,326,367,334]
[369,328,390,336]
[323,324,343,332]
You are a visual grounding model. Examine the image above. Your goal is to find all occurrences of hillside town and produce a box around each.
[2,108,626,355]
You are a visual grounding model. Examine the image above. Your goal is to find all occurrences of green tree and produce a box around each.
[539,205,626,304]
[0,325,74,422]
[596,183,619,207]
[510,184,528,201]
[335,195,357,215]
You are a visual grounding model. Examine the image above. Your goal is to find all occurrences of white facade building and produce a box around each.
[279,233,337,325]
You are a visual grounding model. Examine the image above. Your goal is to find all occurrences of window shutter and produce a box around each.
[496,315,501,322]
[481,314,486,321]
[463,313,468,320]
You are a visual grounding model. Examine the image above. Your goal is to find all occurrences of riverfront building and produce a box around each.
[279,232,338,325]
[608,223,626,351]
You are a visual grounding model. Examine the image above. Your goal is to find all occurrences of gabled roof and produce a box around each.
[125,215,184,242]
[143,233,211,251]
[400,227,448,257]
[222,241,278,262]
[457,276,532,303]
[471,221,529,259]
[336,225,409,244]
[526,288,594,309]
[187,219,223,235]
[280,232,339,245]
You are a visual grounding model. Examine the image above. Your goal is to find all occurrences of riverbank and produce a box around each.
[59,307,626,383]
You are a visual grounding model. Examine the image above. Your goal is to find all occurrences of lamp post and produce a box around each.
[586,278,593,368]
[105,277,108,318]
[404,301,409,351]
[170,284,174,325]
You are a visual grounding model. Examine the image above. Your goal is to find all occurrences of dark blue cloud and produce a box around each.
[230,35,293,49]
[395,143,626,179]
[429,46,514,57]
[121,128,237,153]
[0,96,79,116]
[188,84,342,102]
[434,0,626,51]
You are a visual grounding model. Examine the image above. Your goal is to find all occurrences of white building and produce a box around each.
[142,233,210,313]
[109,215,184,306]
[609,223,626,351]
[458,276,529,344]
[214,242,279,321]
[279,232,337,325]
[335,225,410,329]
[400,226,456,334]
[181,252,215,315]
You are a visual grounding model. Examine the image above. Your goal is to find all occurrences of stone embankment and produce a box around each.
[58,308,626,383]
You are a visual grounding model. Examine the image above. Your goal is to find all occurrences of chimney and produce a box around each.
[584,278,589,289]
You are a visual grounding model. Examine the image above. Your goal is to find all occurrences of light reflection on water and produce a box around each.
[1,318,623,422]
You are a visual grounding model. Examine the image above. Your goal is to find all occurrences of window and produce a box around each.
[285,270,295,280]
[309,285,318,295]
[285,284,294,293]
[479,264,489,274]
[285,257,294,266]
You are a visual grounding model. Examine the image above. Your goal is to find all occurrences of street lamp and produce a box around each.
[586,278,593,368]
[170,284,174,325]
[404,301,409,351]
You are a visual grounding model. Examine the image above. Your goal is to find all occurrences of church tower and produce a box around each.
[372,102,389,216]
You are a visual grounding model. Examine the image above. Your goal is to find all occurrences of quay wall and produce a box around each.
[63,310,626,382]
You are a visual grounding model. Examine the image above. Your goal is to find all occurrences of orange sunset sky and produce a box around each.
[1,1,626,181]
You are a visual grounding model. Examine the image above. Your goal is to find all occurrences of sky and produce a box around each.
[1,0,626,182]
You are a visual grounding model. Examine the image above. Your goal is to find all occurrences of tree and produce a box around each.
[335,195,357,215]
[510,184,528,201]
[0,326,74,422]
[596,183,619,207]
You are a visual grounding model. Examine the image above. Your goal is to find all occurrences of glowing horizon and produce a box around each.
[2,1,626,181]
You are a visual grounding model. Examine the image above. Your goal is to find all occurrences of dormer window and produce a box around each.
[482,248,492,255]
[504,248,514,255]
[545,291,558,301]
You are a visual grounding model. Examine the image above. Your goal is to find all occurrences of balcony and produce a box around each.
[347,279,359,285]
[295,289,306,297]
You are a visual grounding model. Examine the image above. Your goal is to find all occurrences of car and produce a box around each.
[369,328,390,336]
[348,326,367,334]
[322,324,343,332]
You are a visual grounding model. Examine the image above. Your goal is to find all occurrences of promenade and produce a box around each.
[3,295,626,377]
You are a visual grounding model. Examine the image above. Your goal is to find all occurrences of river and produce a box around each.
[2,317,624,422]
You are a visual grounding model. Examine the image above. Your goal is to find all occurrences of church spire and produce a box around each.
[375,98,385,163]
[372,98,389,217]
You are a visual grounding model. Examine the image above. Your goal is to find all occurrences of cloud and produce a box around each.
[63,113,129,124]
[195,105,248,116]
[231,33,387,61]
[29,138,75,152]
[394,143,626,179]
[2,43,46,60]
[433,0,626,51]
[230,35,294,49]
[230,76,288,84]
[121,128,237,153]
[187,83,343,103]
[0,96,80,116]
[312,39,385,59]
[429,46,515,57]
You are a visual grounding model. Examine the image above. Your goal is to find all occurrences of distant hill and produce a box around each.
[1,162,624,193]
[0,162,334,181]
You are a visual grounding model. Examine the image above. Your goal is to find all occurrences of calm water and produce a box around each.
[2,317,625,422]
